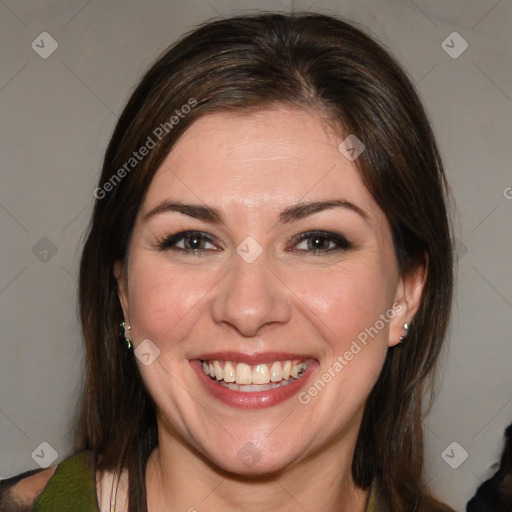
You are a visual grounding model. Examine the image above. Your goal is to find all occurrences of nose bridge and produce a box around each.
[211,249,291,336]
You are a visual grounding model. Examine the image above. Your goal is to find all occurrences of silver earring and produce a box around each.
[119,321,133,353]
[399,323,409,342]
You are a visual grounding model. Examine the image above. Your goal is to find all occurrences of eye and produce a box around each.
[156,231,219,252]
[289,231,352,253]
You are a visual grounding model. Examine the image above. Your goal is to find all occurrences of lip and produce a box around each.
[190,357,318,409]
[193,351,314,365]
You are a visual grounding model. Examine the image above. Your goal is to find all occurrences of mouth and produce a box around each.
[200,359,309,392]
[190,353,317,409]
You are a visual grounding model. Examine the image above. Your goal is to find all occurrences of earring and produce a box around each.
[119,321,133,353]
[399,323,409,342]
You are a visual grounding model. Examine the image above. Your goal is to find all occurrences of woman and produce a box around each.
[0,12,456,512]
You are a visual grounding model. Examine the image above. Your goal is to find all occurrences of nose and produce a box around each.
[211,253,292,337]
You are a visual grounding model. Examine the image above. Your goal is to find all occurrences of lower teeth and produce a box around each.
[211,375,302,392]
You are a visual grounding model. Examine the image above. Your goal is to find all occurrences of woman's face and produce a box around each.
[116,105,421,475]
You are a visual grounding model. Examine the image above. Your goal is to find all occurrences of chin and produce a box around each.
[211,452,297,478]
[201,436,309,477]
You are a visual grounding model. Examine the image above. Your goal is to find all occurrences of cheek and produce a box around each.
[126,254,215,347]
[291,262,394,415]
[289,260,395,353]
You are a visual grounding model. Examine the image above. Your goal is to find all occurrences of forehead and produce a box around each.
[140,106,381,223]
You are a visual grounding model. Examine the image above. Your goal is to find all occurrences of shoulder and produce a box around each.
[0,465,57,511]
[367,481,455,512]
[0,450,98,512]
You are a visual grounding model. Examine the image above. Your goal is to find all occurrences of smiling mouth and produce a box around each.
[200,359,309,392]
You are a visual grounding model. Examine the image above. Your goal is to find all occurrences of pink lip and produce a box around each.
[193,351,314,365]
[190,358,318,409]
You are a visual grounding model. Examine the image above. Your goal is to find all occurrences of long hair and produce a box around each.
[75,12,455,512]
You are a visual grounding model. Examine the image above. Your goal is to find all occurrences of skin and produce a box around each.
[114,105,426,512]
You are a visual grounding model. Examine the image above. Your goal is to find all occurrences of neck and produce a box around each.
[145,412,368,512]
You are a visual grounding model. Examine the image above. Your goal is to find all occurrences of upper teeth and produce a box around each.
[201,360,308,385]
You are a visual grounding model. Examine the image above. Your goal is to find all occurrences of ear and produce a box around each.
[388,254,428,347]
[114,260,130,323]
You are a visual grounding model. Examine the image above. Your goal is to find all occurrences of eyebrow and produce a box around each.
[143,199,369,224]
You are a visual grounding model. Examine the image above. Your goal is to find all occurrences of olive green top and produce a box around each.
[0,450,380,511]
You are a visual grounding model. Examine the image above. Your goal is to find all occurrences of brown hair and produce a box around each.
[76,12,455,512]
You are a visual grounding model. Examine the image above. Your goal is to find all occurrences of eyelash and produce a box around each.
[155,230,352,254]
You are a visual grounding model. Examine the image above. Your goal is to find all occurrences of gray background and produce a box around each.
[1,1,511,510]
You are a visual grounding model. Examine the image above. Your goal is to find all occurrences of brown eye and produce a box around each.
[306,235,331,251]
[157,231,218,252]
[291,231,352,253]
[183,234,207,250]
